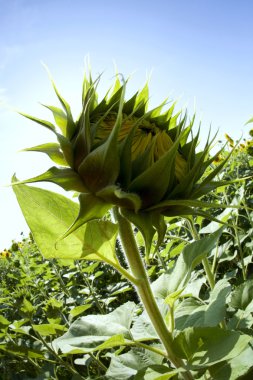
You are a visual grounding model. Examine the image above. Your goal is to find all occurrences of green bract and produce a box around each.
[17,70,231,250]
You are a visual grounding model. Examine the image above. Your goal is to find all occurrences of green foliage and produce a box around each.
[0,238,133,379]
[4,102,253,378]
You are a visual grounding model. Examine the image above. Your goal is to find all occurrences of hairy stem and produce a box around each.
[113,207,193,380]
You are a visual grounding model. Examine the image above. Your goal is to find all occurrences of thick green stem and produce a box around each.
[114,208,193,380]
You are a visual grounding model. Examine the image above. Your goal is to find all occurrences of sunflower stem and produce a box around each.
[113,207,193,380]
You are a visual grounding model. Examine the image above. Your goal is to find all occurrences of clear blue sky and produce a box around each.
[1,0,253,249]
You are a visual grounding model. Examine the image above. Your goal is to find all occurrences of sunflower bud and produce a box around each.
[18,70,230,252]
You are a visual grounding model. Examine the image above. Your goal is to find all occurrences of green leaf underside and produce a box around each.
[152,227,224,297]
[230,280,253,311]
[53,302,136,353]
[11,179,119,265]
[106,348,168,380]
[175,280,231,329]
[171,227,224,290]
[173,327,251,368]
[135,366,183,380]
[209,344,253,380]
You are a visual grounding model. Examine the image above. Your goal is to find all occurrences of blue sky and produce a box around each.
[1,0,253,249]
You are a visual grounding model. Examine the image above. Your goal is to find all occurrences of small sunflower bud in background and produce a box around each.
[15,68,232,253]
[0,249,11,259]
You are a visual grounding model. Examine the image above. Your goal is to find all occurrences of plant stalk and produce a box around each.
[113,207,193,380]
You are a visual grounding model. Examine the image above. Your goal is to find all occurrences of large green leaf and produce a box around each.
[227,309,253,331]
[230,279,253,311]
[152,227,224,297]
[175,279,231,329]
[12,180,119,265]
[52,302,136,354]
[199,208,232,233]
[135,366,182,380]
[106,347,164,380]
[169,227,224,291]
[131,312,159,341]
[209,343,253,380]
[173,327,251,367]
[78,220,119,264]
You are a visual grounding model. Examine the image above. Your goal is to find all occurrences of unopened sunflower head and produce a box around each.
[16,69,231,251]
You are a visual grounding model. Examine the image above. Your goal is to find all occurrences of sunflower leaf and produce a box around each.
[12,178,119,265]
